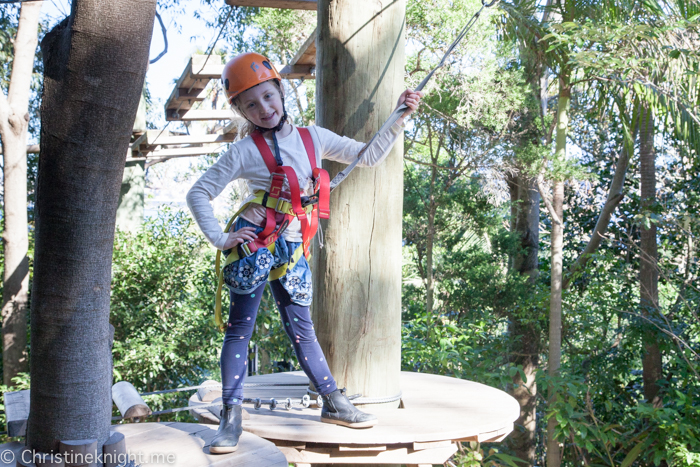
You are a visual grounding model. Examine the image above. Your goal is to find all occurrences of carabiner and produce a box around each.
[301,194,319,208]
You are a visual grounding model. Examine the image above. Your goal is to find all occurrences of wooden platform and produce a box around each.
[190,371,520,465]
[225,0,317,10]
[0,423,288,467]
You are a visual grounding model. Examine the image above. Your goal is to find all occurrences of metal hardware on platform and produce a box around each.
[138,381,309,396]
[307,388,402,405]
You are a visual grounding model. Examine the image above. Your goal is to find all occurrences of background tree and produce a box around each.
[0,0,43,386]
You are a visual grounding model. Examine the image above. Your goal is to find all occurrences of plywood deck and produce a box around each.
[190,371,520,465]
[0,423,288,467]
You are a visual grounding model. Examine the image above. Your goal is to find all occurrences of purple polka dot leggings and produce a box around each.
[221,279,338,405]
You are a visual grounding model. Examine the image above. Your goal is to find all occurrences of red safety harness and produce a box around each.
[249,128,330,259]
[214,128,330,330]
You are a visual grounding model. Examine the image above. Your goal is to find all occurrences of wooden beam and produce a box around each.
[128,144,227,161]
[337,444,387,452]
[132,131,236,149]
[412,440,453,451]
[166,109,234,121]
[290,29,316,66]
[149,145,226,158]
[314,0,406,420]
[175,87,208,100]
[276,444,458,464]
[224,0,316,10]
[278,64,315,80]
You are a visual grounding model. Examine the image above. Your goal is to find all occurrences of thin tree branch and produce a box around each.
[563,117,638,289]
[403,156,461,172]
[536,176,562,225]
[149,11,168,64]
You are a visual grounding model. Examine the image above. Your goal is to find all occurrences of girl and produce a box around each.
[186,52,422,454]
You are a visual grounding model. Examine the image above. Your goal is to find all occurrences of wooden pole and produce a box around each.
[314,0,405,421]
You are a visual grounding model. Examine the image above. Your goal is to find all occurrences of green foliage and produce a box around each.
[110,211,221,417]
[401,308,514,388]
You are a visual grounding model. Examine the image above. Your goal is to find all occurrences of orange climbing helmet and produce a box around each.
[221,52,282,105]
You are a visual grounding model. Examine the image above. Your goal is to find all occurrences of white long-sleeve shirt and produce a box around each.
[187,123,402,249]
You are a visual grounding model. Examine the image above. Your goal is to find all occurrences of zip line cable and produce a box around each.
[325,0,498,194]
[196,6,235,74]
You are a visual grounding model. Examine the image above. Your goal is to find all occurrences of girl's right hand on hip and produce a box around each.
[223,226,258,250]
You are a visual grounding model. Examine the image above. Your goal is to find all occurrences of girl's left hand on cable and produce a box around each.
[223,226,258,251]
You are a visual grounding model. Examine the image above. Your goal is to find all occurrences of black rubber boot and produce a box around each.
[210,404,243,454]
[321,389,378,429]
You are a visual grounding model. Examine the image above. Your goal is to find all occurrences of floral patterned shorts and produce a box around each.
[222,217,313,306]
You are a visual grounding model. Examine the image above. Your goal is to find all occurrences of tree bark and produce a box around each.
[546,78,570,467]
[313,0,405,416]
[27,0,156,453]
[505,174,540,466]
[639,104,663,407]
[425,159,437,317]
[0,0,43,386]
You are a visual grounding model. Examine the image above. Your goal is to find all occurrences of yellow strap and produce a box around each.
[269,244,305,281]
[214,200,253,331]
[213,191,310,332]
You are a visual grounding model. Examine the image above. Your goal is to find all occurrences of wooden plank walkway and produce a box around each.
[225,0,317,10]
[0,423,288,467]
[164,53,314,123]
[190,371,520,465]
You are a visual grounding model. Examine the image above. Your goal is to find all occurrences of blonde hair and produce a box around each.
[231,111,256,140]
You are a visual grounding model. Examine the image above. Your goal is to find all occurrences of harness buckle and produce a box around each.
[239,241,255,257]
[275,197,291,213]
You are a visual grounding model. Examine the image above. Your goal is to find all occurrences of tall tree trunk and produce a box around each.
[27,0,156,453]
[506,174,540,466]
[0,0,43,386]
[546,179,564,467]
[314,0,405,409]
[546,77,570,467]
[425,164,437,316]
[639,104,662,406]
